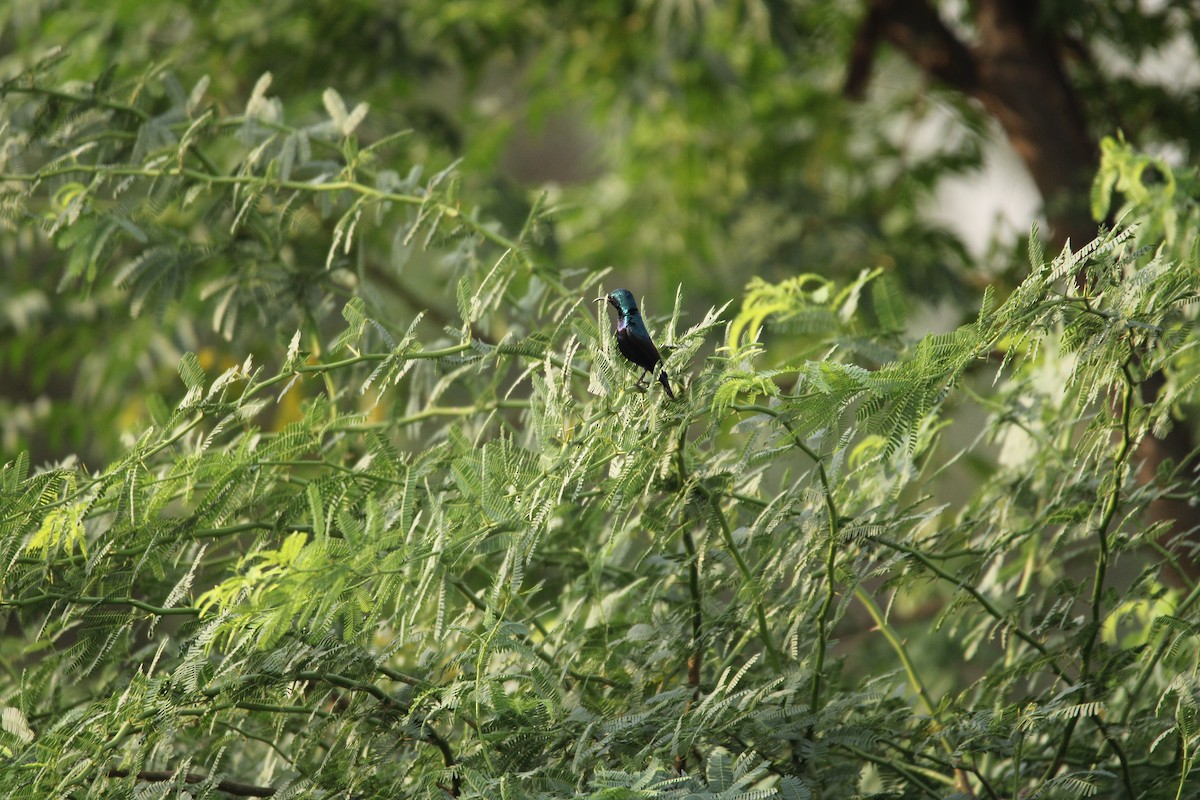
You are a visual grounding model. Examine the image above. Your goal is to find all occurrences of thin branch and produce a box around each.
[294,669,460,797]
[854,586,977,797]
[732,404,840,719]
[839,745,945,799]
[0,162,529,266]
[676,524,704,774]
[701,487,782,672]
[843,0,979,98]
[447,575,621,689]
[1044,357,1138,794]
[866,532,1068,682]
[106,768,275,797]
[683,527,703,699]
[3,83,150,120]
[1,592,198,616]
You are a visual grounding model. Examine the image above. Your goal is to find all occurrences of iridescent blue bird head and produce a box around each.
[606,288,639,318]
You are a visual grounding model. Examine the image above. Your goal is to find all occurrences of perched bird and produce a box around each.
[603,288,676,399]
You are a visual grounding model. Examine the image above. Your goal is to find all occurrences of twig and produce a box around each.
[732,404,840,725]
[106,768,274,797]
[676,525,704,773]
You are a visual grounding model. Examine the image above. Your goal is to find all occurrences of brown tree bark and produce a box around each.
[842,0,1198,580]
[845,0,1097,246]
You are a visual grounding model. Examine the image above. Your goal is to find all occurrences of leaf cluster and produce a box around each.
[2,61,1200,800]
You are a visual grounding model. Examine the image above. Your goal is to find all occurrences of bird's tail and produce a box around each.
[658,370,676,400]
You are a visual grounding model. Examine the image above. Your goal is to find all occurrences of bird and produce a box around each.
[602,288,676,400]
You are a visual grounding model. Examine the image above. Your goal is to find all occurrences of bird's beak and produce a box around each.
[594,296,608,304]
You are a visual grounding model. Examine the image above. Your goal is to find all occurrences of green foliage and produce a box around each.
[2,57,1200,800]
[1092,133,1200,250]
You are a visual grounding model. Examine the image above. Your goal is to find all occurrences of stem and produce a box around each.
[294,670,408,711]
[853,588,941,722]
[677,526,703,773]
[1045,363,1137,787]
[1176,739,1193,800]
[683,528,703,699]
[0,162,529,264]
[295,669,459,796]
[839,745,945,799]
[4,84,150,120]
[1080,370,1134,680]
[811,512,838,718]
[705,490,781,671]
[732,404,841,718]
[0,593,198,616]
[855,588,977,796]
[331,400,532,432]
[105,769,274,798]
[447,576,619,689]
[1012,728,1024,800]
[867,534,1068,683]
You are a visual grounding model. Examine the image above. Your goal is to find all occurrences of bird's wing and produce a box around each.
[616,327,663,373]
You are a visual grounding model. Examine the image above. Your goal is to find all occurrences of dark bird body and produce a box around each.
[605,288,676,399]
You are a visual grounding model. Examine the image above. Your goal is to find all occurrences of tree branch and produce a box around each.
[845,0,979,99]
[107,768,275,798]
